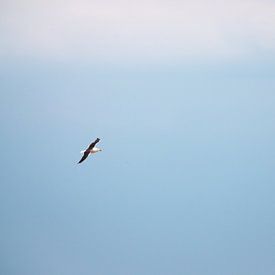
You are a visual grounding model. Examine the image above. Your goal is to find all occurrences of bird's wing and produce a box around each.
[78,151,90,164]
[88,138,100,149]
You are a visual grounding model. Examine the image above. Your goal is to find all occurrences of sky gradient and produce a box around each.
[1,1,275,274]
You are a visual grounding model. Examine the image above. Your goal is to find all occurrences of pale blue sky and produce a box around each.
[1,1,275,274]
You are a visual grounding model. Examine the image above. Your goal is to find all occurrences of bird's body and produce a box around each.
[80,147,101,154]
[78,138,102,164]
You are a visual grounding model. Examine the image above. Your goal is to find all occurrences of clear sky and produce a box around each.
[1,1,275,275]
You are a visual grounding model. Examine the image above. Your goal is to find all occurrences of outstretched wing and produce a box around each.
[88,138,100,150]
[78,151,90,164]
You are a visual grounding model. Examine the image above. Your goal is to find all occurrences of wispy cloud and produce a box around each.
[1,0,275,63]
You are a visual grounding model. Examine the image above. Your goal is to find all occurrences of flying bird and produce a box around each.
[78,138,102,164]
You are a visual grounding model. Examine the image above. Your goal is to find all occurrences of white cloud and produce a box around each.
[1,0,275,63]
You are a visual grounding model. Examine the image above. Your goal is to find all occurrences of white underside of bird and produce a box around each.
[80,147,102,154]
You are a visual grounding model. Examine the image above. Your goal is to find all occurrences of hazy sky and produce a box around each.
[1,1,275,275]
[1,0,275,63]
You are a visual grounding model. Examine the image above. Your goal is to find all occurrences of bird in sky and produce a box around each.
[78,138,102,164]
